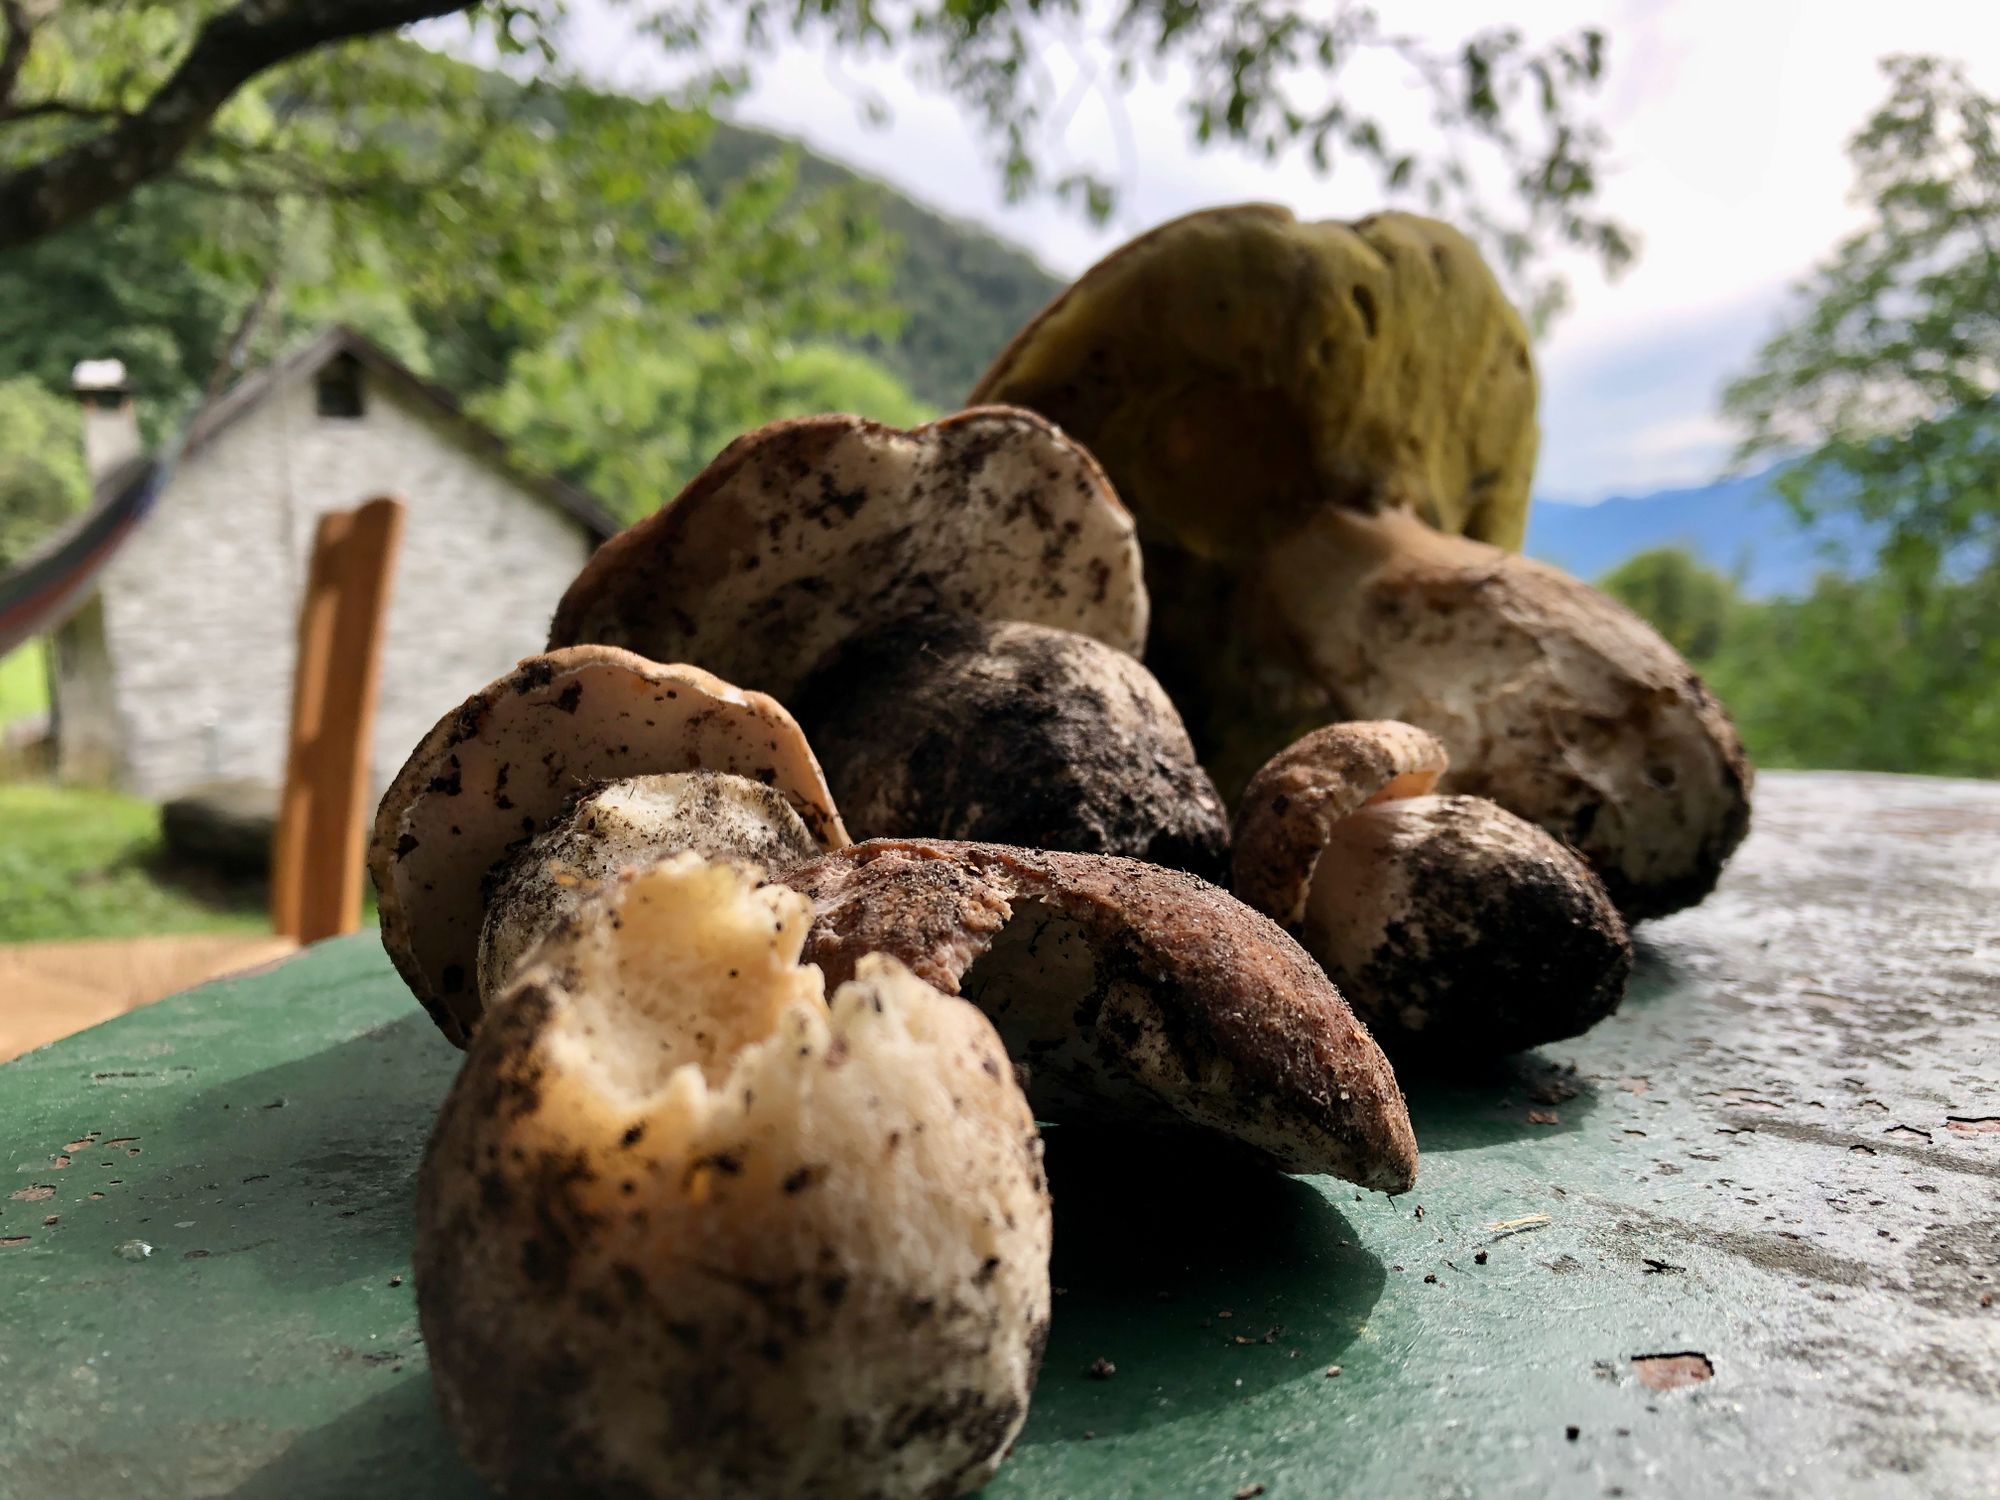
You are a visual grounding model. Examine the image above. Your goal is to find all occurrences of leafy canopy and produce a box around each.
[1599,545,2000,780]
[0,1,1632,318]
[1725,55,2000,594]
[0,376,85,571]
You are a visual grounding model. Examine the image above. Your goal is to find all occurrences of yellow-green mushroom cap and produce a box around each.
[971,204,1539,556]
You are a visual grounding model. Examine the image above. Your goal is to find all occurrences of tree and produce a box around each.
[1598,547,1741,662]
[0,0,472,248]
[480,325,933,518]
[0,376,84,570]
[1724,55,1999,599]
[0,184,253,436]
[1699,565,2000,779]
[0,2,1633,315]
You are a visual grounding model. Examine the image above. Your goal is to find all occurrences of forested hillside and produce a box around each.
[0,43,1064,532]
[695,122,1063,405]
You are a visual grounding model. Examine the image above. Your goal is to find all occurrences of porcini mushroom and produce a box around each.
[1233,721,1631,1059]
[368,647,848,1044]
[781,839,1418,1190]
[545,409,1230,872]
[971,204,1751,917]
[418,853,1052,1500]
[792,614,1229,882]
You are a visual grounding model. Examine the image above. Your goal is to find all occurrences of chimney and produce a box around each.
[71,358,141,482]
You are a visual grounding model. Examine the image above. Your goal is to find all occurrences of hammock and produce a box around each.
[0,452,170,660]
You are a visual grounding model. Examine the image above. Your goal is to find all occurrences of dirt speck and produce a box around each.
[1631,1351,1714,1391]
[1085,1357,1116,1380]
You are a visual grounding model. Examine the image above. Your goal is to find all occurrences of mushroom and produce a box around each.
[791,614,1228,883]
[780,839,1418,1191]
[971,204,1751,918]
[1232,721,1632,1059]
[368,647,848,1045]
[418,853,1052,1500]
[545,409,1229,874]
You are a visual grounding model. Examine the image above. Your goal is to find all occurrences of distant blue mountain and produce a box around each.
[1525,466,1874,597]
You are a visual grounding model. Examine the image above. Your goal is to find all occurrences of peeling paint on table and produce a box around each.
[3,771,1996,1499]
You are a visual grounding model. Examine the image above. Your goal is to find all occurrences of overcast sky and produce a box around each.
[559,0,2000,503]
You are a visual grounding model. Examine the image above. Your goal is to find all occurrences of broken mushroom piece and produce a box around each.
[476,772,820,1001]
[418,853,1052,1500]
[972,204,1751,917]
[792,614,1229,882]
[368,647,848,1045]
[781,839,1418,1191]
[546,409,1229,871]
[1233,721,1632,1060]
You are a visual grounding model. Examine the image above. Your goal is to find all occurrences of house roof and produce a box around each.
[184,326,621,543]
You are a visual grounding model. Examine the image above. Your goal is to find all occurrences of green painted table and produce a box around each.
[4,771,1997,1499]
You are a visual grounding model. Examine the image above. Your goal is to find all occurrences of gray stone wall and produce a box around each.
[89,364,593,800]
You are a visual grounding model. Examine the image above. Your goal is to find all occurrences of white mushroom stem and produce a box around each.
[1297,793,1632,1056]
[418,854,1052,1500]
[477,772,820,1000]
[1262,506,1751,918]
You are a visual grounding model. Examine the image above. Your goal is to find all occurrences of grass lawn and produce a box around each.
[0,780,268,943]
[0,641,49,728]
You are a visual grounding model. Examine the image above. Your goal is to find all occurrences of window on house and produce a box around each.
[315,354,365,419]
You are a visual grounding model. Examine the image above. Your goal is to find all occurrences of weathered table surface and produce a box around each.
[3,771,1996,1499]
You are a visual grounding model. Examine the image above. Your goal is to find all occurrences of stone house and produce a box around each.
[53,327,616,800]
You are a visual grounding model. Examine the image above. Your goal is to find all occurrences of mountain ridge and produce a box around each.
[1525,465,1871,595]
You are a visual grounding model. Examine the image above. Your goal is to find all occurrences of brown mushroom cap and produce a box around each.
[793,614,1230,881]
[1231,720,1447,925]
[476,772,821,1000]
[369,648,848,1045]
[780,839,1418,1190]
[971,205,1538,556]
[419,854,1051,1500]
[546,408,1146,700]
[1233,722,1632,1058]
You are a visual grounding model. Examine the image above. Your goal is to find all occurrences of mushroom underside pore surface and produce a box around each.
[476,771,821,1000]
[792,614,1230,882]
[418,854,1052,1500]
[780,839,1418,1191]
[367,647,847,1045]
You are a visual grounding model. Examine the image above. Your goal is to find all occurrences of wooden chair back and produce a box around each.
[269,496,404,943]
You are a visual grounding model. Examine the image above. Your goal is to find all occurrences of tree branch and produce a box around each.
[0,0,31,113]
[0,0,473,250]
